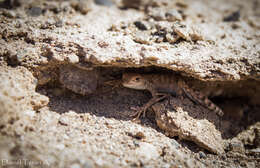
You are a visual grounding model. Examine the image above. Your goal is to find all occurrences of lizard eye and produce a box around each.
[135,77,140,81]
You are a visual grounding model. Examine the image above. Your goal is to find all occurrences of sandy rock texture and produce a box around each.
[0,0,259,167]
[152,97,224,155]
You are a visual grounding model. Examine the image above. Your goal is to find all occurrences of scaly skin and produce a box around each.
[122,73,224,119]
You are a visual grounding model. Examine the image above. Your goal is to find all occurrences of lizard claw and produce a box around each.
[130,95,169,120]
[130,106,146,119]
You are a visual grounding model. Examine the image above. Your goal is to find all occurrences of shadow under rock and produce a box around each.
[46,86,151,121]
[43,85,259,141]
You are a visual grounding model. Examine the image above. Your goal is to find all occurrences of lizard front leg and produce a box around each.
[131,93,170,120]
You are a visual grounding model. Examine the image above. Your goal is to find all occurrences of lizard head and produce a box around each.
[122,73,146,90]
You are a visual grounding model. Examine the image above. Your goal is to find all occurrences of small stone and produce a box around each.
[133,140,140,147]
[175,2,188,8]
[134,21,148,31]
[249,148,260,153]
[2,9,16,18]
[172,22,191,41]
[229,140,245,153]
[66,53,79,64]
[134,132,145,139]
[133,31,151,45]
[122,0,142,9]
[27,7,43,17]
[71,0,92,15]
[94,0,114,7]
[58,115,70,126]
[59,65,98,96]
[166,33,180,44]
[55,20,63,28]
[223,10,240,22]
[165,9,182,22]
[135,142,160,162]
[149,8,165,21]
[198,151,206,159]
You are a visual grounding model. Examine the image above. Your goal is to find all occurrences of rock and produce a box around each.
[2,9,16,18]
[70,0,93,15]
[133,31,151,44]
[229,139,245,153]
[165,9,182,22]
[223,11,240,22]
[27,7,43,17]
[66,53,79,64]
[172,21,191,41]
[0,65,49,132]
[149,7,165,21]
[249,148,260,153]
[153,97,224,154]
[165,32,180,43]
[126,131,146,140]
[199,151,206,159]
[59,65,98,95]
[135,142,160,162]
[134,21,148,31]
[121,0,147,9]
[236,122,260,148]
[94,0,114,7]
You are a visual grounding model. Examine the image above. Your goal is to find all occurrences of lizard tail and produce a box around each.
[179,81,224,116]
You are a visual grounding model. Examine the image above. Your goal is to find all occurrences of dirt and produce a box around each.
[0,0,259,168]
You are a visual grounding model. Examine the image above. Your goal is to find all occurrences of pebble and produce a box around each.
[133,31,151,45]
[122,0,142,9]
[134,21,148,31]
[66,53,79,64]
[229,140,245,153]
[134,132,145,139]
[27,7,43,17]
[199,151,206,159]
[70,0,92,15]
[249,148,260,153]
[166,33,180,43]
[223,11,240,22]
[135,142,160,161]
[94,0,114,7]
[150,8,165,21]
[2,9,16,18]
[165,9,182,22]
[55,20,63,28]
[172,22,191,41]
[58,115,70,126]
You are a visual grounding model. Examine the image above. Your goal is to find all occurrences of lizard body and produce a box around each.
[122,73,224,118]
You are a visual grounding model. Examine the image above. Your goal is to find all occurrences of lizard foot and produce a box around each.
[130,94,170,120]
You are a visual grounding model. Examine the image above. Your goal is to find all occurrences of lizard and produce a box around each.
[122,72,224,119]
